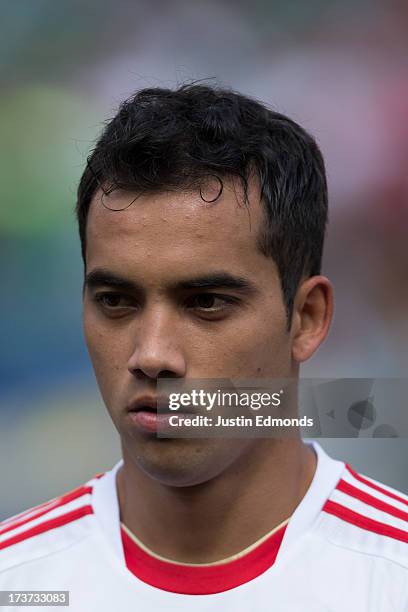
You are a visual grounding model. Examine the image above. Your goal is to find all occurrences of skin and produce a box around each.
[83,177,333,562]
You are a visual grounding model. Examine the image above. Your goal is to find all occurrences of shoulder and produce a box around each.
[316,463,408,569]
[0,472,105,575]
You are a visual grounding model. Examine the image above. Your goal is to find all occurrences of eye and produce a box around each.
[93,292,136,312]
[186,293,238,315]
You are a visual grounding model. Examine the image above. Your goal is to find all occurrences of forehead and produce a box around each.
[85,178,269,279]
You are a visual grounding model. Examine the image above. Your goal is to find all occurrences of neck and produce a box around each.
[116,438,316,564]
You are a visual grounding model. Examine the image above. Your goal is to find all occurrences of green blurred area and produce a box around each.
[0,87,100,234]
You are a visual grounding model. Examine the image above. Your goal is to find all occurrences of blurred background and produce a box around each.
[1,0,407,519]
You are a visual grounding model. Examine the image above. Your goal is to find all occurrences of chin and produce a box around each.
[124,436,238,488]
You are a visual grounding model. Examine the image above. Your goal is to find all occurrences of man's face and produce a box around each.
[83,178,295,486]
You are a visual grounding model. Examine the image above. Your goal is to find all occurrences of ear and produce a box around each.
[290,276,334,363]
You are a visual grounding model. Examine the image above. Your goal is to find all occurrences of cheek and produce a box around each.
[84,307,122,359]
[221,312,291,374]
[83,311,126,390]
[83,310,104,363]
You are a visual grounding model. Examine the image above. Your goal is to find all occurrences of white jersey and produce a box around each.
[1,442,407,611]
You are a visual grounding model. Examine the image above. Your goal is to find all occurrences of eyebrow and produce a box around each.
[84,268,258,295]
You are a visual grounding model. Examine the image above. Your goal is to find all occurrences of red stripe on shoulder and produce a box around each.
[1,482,92,528]
[0,485,93,537]
[0,497,62,527]
[0,505,93,551]
[346,465,408,507]
[337,479,408,523]
[0,471,103,532]
[323,500,408,544]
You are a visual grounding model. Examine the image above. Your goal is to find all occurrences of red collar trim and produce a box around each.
[121,523,287,595]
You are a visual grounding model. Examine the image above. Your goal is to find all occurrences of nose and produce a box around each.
[127,308,187,380]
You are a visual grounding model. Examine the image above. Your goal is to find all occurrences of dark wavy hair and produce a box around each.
[76,83,328,326]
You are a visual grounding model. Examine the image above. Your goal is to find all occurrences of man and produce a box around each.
[0,84,407,610]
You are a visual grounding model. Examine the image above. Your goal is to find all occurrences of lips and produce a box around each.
[127,395,195,434]
[128,395,196,415]
[128,396,162,413]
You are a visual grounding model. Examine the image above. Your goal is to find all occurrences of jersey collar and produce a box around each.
[91,442,345,582]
